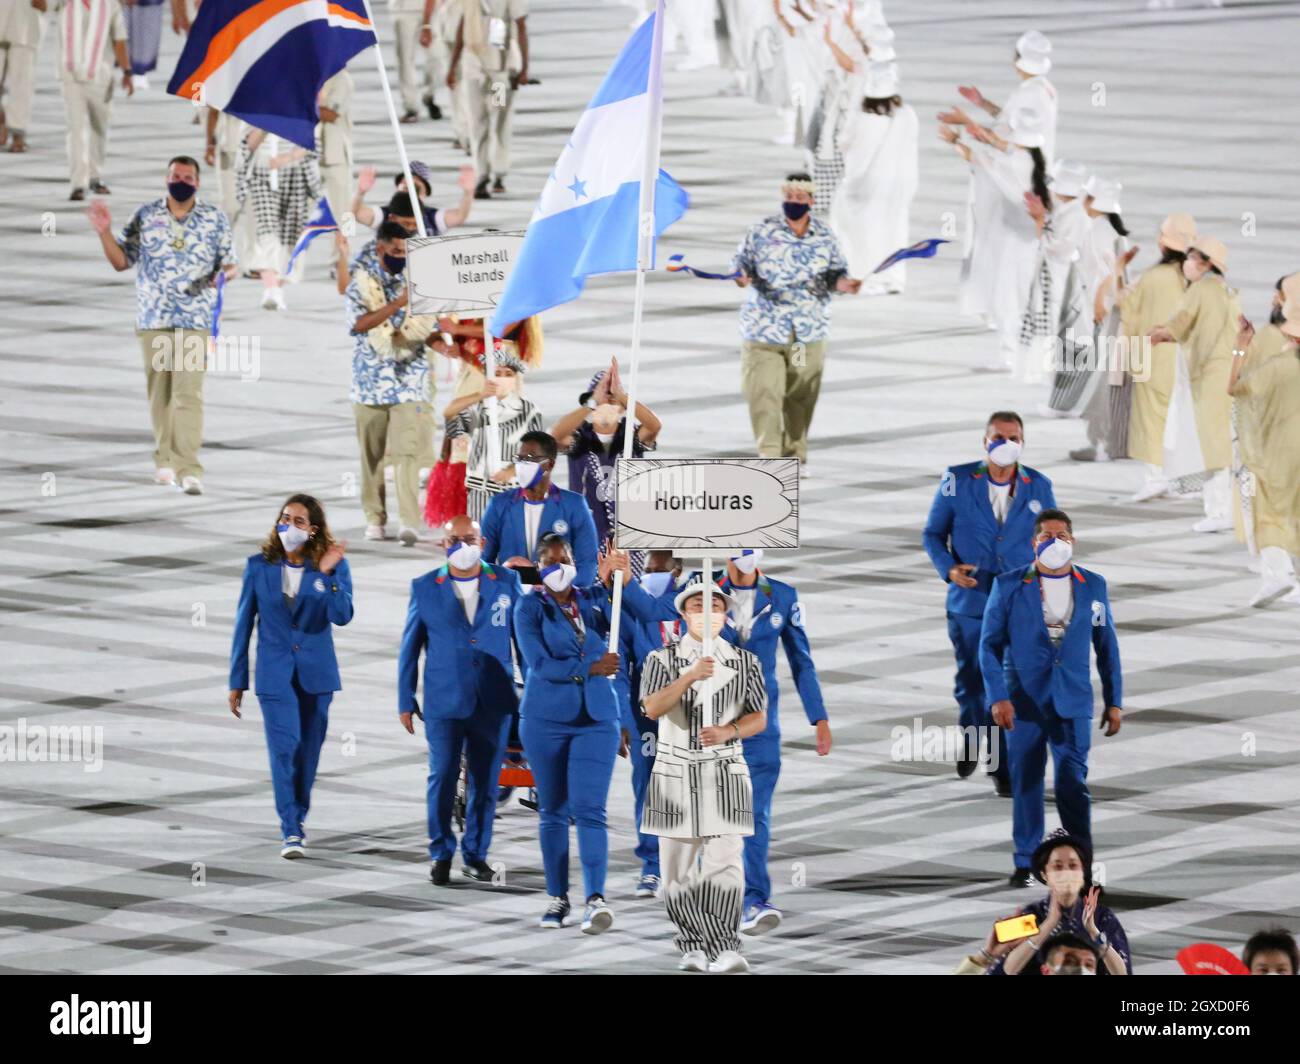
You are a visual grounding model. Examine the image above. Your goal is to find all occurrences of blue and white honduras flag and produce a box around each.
[488,12,688,334]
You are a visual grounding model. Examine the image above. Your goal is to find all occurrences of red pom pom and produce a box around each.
[424,460,468,527]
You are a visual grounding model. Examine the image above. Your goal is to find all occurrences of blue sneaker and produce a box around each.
[280,836,305,860]
[740,901,782,936]
[581,894,614,935]
[635,873,661,899]
[539,896,571,929]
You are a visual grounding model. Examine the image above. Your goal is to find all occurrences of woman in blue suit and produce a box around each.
[229,494,353,858]
[514,533,622,933]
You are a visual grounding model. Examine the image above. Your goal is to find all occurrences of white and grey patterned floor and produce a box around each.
[1,0,1298,975]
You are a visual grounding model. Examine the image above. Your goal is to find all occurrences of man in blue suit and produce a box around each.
[923,411,1057,793]
[398,514,524,886]
[978,508,1123,886]
[481,430,599,584]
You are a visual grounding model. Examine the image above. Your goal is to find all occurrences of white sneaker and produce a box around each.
[180,476,203,495]
[273,288,287,311]
[1132,480,1170,502]
[154,467,176,486]
[280,836,305,859]
[581,896,615,935]
[1191,515,1232,533]
[261,288,279,310]
[364,524,388,541]
[677,950,708,972]
[708,950,750,974]
[740,902,783,936]
[1249,579,1298,608]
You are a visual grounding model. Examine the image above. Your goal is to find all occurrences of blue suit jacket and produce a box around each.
[922,462,1057,618]
[481,484,600,586]
[514,584,619,723]
[397,563,522,720]
[229,555,354,695]
[609,579,680,720]
[978,565,1123,720]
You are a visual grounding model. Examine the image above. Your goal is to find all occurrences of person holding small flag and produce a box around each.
[732,172,861,473]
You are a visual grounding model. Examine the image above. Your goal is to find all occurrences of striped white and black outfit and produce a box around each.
[639,636,767,960]
[447,394,543,523]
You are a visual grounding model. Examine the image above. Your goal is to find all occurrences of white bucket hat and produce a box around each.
[862,60,900,99]
[1015,30,1052,76]
[1085,177,1123,214]
[1049,159,1089,198]
[673,580,735,617]
[866,26,896,62]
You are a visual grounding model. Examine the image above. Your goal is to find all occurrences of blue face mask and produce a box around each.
[383,254,407,274]
[640,571,674,597]
[168,180,197,203]
[782,200,810,221]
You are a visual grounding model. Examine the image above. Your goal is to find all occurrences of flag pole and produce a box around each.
[608,0,665,655]
[360,0,427,239]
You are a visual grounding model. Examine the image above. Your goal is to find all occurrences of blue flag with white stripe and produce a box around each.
[285,196,338,275]
[488,13,688,334]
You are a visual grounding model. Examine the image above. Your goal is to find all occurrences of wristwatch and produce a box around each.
[1093,931,1108,954]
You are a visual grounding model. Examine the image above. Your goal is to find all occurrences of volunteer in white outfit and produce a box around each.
[666,0,719,72]
[1071,177,1132,463]
[827,59,917,294]
[0,0,47,154]
[941,106,1050,372]
[1149,236,1240,533]
[1025,159,1091,397]
[955,30,1057,161]
[50,0,132,200]
[640,581,769,974]
[773,0,823,147]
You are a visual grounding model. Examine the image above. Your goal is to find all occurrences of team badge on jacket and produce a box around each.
[1028,499,1043,514]
[553,519,569,535]
[770,612,783,628]
[314,578,326,592]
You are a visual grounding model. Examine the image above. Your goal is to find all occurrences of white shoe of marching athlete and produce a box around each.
[1132,479,1171,502]
[740,901,782,936]
[181,476,203,495]
[280,836,305,859]
[273,288,287,311]
[365,524,388,541]
[261,288,278,310]
[1191,515,1232,534]
[1250,579,1298,608]
[708,950,750,974]
[678,950,708,973]
[154,467,176,487]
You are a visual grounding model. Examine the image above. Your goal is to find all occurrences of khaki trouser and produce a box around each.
[138,328,207,479]
[354,400,428,529]
[319,162,353,235]
[463,69,516,179]
[61,75,112,191]
[394,12,433,114]
[739,337,826,462]
[1,42,39,135]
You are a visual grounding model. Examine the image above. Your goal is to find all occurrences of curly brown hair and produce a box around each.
[259,493,336,568]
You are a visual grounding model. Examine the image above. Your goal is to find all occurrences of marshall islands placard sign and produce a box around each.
[407,230,526,316]
[613,458,799,551]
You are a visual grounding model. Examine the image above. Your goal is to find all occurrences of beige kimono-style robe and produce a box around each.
[1231,324,1300,555]
[1119,261,1187,466]
[1165,274,1241,472]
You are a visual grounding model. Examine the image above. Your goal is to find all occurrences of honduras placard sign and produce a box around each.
[408,230,526,316]
[614,458,799,551]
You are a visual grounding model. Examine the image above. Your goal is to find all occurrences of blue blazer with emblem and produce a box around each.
[397,562,522,720]
[922,461,1057,619]
[229,555,354,695]
[513,584,619,723]
[481,484,600,586]
[978,565,1123,721]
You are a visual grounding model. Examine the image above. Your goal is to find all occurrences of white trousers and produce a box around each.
[0,42,38,135]
[660,833,744,959]
[1203,468,1231,520]
[62,76,112,190]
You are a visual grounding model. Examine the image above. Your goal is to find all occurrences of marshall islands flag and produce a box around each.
[488,9,689,334]
[168,0,376,150]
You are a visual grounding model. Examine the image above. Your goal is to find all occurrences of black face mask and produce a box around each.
[383,254,407,274]
[168,180,197,203]
[782,200,811,221]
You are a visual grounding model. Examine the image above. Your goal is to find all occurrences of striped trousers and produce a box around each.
[661,834,744,959]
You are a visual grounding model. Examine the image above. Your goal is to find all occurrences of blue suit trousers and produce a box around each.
[1007,703,1092,869]
[741,736,781,907]
[622,702,660,877]
[258,673,331,840]
[425,705,511,863]
[947,612,1009,782]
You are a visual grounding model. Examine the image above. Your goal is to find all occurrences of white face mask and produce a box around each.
[1036,537,1074,570]
[1050,963,1095,976]
[541,562,577,593]
[447,541,482,570]
[986,437,1023,467]
[731,550,763,575]
[515,460,545,489]
[687,612,725,641]
[278,524,309,552]
[1045,867,1085,895]
[640,571,674,597]
[595,431,617,445]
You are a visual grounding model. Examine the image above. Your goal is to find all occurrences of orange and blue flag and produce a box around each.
[167,0,375,149]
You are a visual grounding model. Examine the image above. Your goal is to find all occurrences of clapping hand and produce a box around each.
[1235,313,1255,353]
[319,540,347,575]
